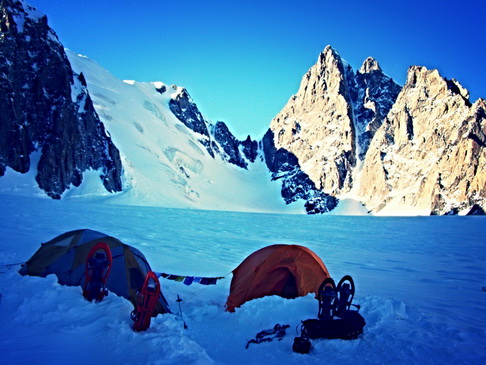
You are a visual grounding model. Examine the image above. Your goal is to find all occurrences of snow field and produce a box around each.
[1,195,485,364]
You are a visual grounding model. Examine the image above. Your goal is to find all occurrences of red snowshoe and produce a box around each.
[131,271,161,332]
[83,242,112,302]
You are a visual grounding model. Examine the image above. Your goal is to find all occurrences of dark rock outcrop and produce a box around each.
[466,204,485,216]
[262,129,337,213]
[0,0,122,198]
[213,121,248,168]
[169,86,210,137]
[168,86,216,157]
[168,86,259,170]
[240,135,258,163]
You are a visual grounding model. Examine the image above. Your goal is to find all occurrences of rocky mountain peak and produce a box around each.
[320,45,341,62]
[311,45,350,96]
[406,66,470,102]
[268,45,401,197]
[269,45,356,195]
[359,65,485,214]
[359,57,381,74]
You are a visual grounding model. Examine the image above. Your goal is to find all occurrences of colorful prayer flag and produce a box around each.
[156,272,224,286]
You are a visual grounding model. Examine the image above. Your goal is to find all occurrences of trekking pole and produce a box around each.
[176,294,188,329]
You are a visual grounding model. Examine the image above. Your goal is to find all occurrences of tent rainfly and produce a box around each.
[226,244,330,312]
[19,229,170,315]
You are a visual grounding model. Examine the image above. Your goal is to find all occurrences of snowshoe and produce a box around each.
[83,242,112,302]
[317,277,337,320]
[302,275,365,341]
[302,311,365,340]
[131,271,161,332]
[335,275,355,317]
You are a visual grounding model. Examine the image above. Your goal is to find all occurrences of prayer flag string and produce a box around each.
[156,272,224,286]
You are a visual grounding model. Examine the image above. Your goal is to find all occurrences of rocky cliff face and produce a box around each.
[359,66,486,214]
[212,121,249,168]
[350,57,402,160]
[267,45,484,214]
[268,46,401,196]
[0,0,122,198]
[269,46,356,195]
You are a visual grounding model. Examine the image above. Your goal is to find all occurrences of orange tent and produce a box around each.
[226,244,330,312]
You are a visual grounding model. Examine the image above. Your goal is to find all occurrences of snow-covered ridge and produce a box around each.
[66,50,303,214]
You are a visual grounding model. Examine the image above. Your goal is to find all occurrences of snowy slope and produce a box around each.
[60,50,304,214]
[0,195,485,364]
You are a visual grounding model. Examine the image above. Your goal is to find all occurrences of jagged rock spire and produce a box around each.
[269,44,356,195]
[268,45,401,196]
[359,57,382,74]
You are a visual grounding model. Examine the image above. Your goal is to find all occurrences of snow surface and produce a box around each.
[1,194,485,364]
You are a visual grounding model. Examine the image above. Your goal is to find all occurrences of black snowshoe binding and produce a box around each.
[335,275,356,317]
[293,275,366,353]
[317,277,338,320]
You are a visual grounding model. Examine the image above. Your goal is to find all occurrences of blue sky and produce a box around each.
[29,0,486,139]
